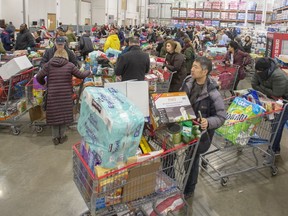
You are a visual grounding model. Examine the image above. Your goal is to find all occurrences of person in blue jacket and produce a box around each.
[1,27,13,51]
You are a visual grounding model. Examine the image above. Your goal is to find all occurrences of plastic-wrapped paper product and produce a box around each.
[105,48,121,58]
[78,87,145,168]
[216,97,265,146]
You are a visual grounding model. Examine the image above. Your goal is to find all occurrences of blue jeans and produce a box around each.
[272,104,288,152]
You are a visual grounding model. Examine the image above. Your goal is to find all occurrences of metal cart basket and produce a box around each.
[73,134,202,216]
[200,95,287,186]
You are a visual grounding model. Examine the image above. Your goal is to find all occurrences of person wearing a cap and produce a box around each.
[103,29,120,52]
[15,24,36,50]
[252,57,288,155]
[40,36,78,68]
[36,49,91,145]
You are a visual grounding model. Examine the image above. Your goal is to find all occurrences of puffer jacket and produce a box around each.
[36,57,90,125]
[181,76,226,154]
[251,58,288,99]
[104,34,120,52]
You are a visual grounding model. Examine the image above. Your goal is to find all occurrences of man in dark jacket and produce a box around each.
[15,24,36,50]
[40,37,78,68]
[115,37,150,81]
[79,32,94,60]
[147,28,156,43]
[252,57,288,155]
[181,56,226,198]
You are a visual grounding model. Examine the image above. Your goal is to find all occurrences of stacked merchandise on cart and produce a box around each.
[0,56,35,134]
[73,86,203,215]
[200,89,286,186]
[82,51,116,87]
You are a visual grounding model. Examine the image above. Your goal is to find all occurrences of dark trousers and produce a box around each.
[184,152,200,195]
[272,105,288,152]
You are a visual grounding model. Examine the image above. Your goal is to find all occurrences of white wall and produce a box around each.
[0,0,2,20]
[80,1,91,25]
[28,0,56,27]
[1,0,24,27]
[91,0,105,25]
[60,0,77,25]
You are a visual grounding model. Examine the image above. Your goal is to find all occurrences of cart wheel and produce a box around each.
[271,167,278,176]
[201,159,209,169]
[36,126,43,133]
[221,177,228,186]
[11,127,21,135]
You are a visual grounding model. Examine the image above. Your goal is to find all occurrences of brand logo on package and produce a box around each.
[92,99,102,113]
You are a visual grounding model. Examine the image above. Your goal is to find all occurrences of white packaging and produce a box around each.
[0,56,32,80]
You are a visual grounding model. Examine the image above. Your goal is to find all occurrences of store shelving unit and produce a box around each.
[270,5,288,25]
[171,1,273,27]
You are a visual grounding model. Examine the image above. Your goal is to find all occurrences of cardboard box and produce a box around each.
[150,92,196,129]
[29,105,44,122]
[0,56,32,80]
[122,161,161,202]
[104,81,149,117]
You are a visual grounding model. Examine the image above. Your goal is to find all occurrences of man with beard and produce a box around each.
[15,24,36,50]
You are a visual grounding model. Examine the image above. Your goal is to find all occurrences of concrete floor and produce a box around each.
[1,80,288,216]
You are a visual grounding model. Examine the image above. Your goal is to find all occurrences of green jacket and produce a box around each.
[66,33,76,43]
[0,42,6,54]
[251,59,288,99]
[183,46,195,74]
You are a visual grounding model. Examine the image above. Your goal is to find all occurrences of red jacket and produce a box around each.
[224,49,251,80]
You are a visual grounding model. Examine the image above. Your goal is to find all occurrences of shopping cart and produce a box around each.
[0,67,36,135]
[210,64,239,97]
[146,67,175,93]
[26,76,84,134]
[200,94,287,186]
[72,133,203,216]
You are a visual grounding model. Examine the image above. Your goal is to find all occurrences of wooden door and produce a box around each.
[47,13,56,31]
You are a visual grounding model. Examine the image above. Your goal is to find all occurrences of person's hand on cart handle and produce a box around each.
[199,118,209,130]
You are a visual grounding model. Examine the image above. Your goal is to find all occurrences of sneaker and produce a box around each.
[274,151,280,156]
[52,138,60,145]
[59,135,68,144]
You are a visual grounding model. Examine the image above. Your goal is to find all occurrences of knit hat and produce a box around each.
[255,58,271,71]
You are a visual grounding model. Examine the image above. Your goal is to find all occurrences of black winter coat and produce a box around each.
[79,34,94,55]
[115,46,150,81]
[40,46,78,68]
[164,52,186,92]
[15,29,36,50]
[36,57,90,125]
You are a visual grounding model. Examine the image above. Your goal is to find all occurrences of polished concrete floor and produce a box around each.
[1,80,288,216]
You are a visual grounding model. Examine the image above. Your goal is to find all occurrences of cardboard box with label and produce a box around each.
[150,92,196,129]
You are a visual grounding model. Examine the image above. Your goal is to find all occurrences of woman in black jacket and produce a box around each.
[163,40,186,92]
[243,35,252,53]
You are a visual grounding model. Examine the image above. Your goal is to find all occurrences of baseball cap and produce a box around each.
[55,37,66,45]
